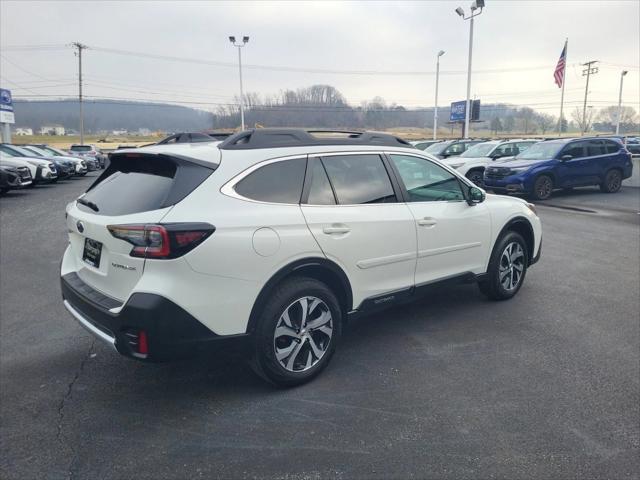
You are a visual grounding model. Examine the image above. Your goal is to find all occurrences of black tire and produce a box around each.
[251,276,342,387]
[531,175,553,200]
[478,231,529,301]
[600,169,622,193]
[466,169,485,187]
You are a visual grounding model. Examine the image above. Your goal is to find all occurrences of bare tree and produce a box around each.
[597,105,638,126]
[571,106,596,133]
[536,113,555,135]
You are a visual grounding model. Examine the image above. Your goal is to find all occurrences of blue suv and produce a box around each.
[483,137,633,200]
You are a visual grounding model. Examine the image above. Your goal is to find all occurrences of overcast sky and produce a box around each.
[1,0,639,117]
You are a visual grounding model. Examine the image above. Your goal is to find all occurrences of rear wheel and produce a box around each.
[531,175,553,200]
[251,277,342,387]
[600,169,622,193]
[466,169,485,187]
[479,231,529,300]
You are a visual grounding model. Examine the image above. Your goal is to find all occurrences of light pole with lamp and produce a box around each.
[615,70,628,135]
[455,0,485,139]
[229,35,249,131]
[433,50,445,140]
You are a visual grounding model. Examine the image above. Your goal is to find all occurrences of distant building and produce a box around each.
[137,128,151,136]
[39,125,65,136]
[112,129,128,135]
[14,127,33,136]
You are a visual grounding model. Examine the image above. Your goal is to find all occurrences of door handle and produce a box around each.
[418,218,437,227]
[322,226,351,235]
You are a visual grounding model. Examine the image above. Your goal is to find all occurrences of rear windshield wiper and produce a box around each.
[77,198,99,212]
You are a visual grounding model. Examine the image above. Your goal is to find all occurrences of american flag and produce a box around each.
[554,42,567,88]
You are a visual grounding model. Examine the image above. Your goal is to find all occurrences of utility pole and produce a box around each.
[72,42,87,144]
[581,60,598,135]
[433,50,445,140]
[615,70,628,135]
[228,36,249,131]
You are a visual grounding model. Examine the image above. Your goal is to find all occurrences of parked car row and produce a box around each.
[412,136,634,200]
[0,143,96,195]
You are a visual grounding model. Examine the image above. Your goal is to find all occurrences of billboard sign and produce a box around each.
[0,89,15,124]
[449,99,480,122]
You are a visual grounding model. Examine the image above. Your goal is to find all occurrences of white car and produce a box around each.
[60,129,542,386]
[442,139,539,186]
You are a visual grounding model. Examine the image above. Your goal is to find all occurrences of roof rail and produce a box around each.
[218,128,412,150]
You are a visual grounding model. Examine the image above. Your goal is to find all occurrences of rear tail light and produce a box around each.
[107,223,214,259]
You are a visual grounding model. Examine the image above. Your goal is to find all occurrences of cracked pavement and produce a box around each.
[1,176,639,479]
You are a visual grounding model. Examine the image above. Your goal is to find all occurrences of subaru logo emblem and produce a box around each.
[76,221,85,233]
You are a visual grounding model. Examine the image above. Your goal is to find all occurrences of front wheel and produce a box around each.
[251,277,342,387]
[600,169,622,193]
[531,175,553,200]
[479,231,529,301]
[466,169,485,187]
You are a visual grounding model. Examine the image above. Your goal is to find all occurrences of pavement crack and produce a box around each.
[56,339,95,479]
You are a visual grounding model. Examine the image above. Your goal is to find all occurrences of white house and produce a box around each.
[14,127,33,136]
[39,125,66,136]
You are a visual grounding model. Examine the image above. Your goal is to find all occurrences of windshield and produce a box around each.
[10,145,40,157]
[515,142,564,160]
[461,142,497,158]
[24,146,49,156]
[41,146,67,156]
[425,141,453,154]
[71,145,92,152]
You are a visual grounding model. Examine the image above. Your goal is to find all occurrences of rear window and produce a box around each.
[71,145,92,152]
[78,155,213,216]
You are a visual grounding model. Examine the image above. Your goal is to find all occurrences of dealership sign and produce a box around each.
[0,89,15,124]
[450,99,480,122]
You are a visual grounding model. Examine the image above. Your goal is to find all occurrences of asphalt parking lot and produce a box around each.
[1,175,639,480]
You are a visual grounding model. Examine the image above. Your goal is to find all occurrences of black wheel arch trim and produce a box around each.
[495,216,537,266]
[246,257,353,334]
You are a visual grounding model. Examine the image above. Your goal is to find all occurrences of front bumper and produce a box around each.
[483,174,530,193]
[61,272,249,361]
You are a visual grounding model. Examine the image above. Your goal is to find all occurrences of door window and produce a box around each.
[492,143,518,157]
[320,154,396,204]
[390,154,465,203]
[444,143,465,155]
[306,159,336,205]
[587,140,606,156]
[235,158,307,204]
[561,141,587,159]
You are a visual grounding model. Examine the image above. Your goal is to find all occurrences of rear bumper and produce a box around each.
[60,272,249,361]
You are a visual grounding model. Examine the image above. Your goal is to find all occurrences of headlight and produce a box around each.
[448,163,464,169]
[509,167,530,173]
[526,202,537,216]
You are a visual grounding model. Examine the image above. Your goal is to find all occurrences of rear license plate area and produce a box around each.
[82,238,103,268]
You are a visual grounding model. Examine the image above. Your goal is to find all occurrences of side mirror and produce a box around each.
[561,154,572,161]
[468,186,486,206]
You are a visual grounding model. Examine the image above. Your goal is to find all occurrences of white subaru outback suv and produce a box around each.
[60,129,542,386]
[442,139,538,187]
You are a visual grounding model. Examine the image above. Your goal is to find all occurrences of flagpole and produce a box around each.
[558,38,568,134]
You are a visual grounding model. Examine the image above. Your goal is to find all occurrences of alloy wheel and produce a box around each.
[499,242,525,291]
[468,171,484,187]
[536,177,552,199]
[608,171,621,191]
[273,296,333,372]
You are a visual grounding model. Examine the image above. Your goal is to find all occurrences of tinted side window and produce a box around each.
[604,140,620,154]
[445,143,465,155]
[321,154,396,204]
[235,158,306,204]
[516,142,535,152]
[306,159,336,205]
[562,142,587,159]
[587,140,605,156]
[493,144,518,157]
[390,154,465,202]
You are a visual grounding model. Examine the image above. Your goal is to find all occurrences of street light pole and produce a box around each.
[229,35,249,131]
[455,1,484,139]
[433,50,445,140]
[581,60,598,135]
[615,70,628,135]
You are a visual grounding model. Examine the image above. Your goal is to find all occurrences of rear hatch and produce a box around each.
[66,151,217,301]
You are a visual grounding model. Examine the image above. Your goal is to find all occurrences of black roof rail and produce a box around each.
[218,128,412,150]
